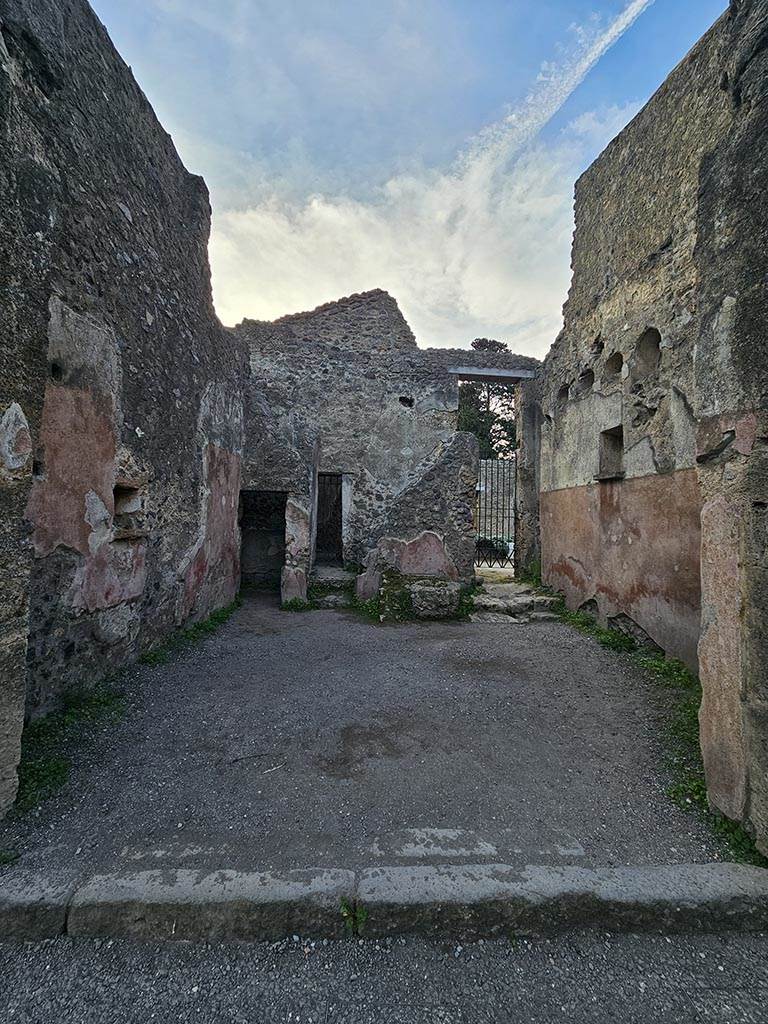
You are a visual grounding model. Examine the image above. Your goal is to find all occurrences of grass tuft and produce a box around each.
[515,560,542,588]
[556,604,637,652]
[340,897,369,936]
[14,684,126,815]
[141,597,241,663]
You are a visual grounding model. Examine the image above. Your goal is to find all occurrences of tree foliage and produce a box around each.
[457,338,517,458]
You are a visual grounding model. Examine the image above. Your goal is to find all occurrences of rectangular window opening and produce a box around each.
[597,425,625,481]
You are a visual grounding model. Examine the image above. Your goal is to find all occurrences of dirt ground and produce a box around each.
[0,592,721,876]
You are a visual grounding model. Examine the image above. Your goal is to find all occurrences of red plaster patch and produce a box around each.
[541,471,702,667]
[72,540,148,613]
[377,530,459,580]
[181,444,241,621]
[27,384,115,557]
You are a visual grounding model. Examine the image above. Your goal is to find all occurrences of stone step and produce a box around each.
[313,592,352,610]
[309,567,356,609]
[482,582,535,599]
[470,612,528,624]
[310,566,356,585]
[473,594,533,615]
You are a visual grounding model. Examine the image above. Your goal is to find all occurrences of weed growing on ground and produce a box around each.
[349,594,382,622]
[554,602,637,652]
[515,560,542,588]
[14,684,126,814]
[454,583,480,620]
[0,849,20,866]
[14,600,243,815]
[141,597,242,663]
[555,605,768,867]
[340,897,369,936]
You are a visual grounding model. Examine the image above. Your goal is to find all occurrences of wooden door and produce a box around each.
[316,473,343,564]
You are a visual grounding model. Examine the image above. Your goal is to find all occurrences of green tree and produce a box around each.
[457,338,517,458]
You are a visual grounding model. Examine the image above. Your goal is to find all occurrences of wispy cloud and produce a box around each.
[208,1,655,355]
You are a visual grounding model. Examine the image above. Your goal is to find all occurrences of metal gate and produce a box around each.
[474,457,515,567]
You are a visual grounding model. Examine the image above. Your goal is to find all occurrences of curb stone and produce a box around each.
[68,868,356,941]
[1,863,767,943]
[0,870,80,940]
[358,863,768,938]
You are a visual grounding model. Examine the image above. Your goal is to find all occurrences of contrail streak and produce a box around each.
[460,0,657,173]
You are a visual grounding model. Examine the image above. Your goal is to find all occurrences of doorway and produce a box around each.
[240,490,287,588]
[316,473,343,565]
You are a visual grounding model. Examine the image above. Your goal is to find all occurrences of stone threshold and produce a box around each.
[2,862,767,943]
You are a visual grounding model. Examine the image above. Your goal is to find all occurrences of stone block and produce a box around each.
[408,580,461,619]
[355,570,381,602]
[281,566,307,604]
[67,868,355,942]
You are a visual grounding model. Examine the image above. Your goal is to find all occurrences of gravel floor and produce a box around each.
[0,592,721,875]
[2,931,768,1023]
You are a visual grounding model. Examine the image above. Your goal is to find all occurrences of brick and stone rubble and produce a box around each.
[530,0,768,852]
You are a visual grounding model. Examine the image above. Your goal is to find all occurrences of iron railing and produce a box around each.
[474,457,515,567]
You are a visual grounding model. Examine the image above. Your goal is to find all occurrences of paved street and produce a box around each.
[3,931,768,1023]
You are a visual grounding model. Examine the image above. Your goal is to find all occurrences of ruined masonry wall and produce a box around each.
[241,293,491,580]
[238,292,536,587]
[692,0,768,854]
[0,0,246,813]
[537,0,768,852]
[538,14,732,667]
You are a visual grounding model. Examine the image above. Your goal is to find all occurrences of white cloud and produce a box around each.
[207,1,655,356]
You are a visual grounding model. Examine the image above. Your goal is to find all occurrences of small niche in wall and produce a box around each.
[604,351,623,377]
[556,382,571,407]
[572,368,595,397]
[631,328,661,381]
[113,481,146,539]
[597,425,625,481]
[398,395,414,408]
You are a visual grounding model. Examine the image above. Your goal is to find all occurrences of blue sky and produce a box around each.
[92,0,726,355]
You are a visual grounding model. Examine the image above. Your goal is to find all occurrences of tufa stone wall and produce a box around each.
[532,0,768,851]
[537,11,731,666]
[692,0,768,853]
[0,0,245,811]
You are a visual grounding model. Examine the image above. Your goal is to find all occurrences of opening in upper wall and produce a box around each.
[604,351,623,377]
[399,395,414,408]
[632,328,661,380]
[597,425,624,481]
[572,368,595,397]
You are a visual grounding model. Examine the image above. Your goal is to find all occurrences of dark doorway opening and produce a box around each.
[240,490,287,588]
[316,473,343,565]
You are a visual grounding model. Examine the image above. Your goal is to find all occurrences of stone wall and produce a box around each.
[513,379,543,577]
[692,0,768,853]
[533,0,768,850]
[0,0,245,811]
[236,291,536,599]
